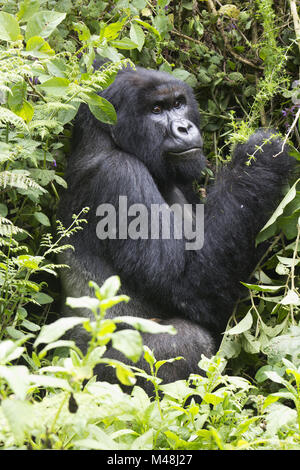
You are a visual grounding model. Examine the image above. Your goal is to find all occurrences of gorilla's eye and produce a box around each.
[174,98,184,109]
[152,104,162,114]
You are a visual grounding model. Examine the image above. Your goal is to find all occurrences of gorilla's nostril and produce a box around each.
[178,126,188,134]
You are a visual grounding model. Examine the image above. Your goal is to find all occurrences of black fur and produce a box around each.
[58,65,293,392]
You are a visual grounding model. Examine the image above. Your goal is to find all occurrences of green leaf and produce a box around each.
[34,317,88,347]
[280,289,300,306]
[114,316,177,335]
[25,10,66,40]
[241,282,285,292]
[110,37,138,50]
[32,292,53,305]
[38,77,70,96]
[30,374,71,391]
[66,296,99,311]
[1,399,34,445]
[0,365,29,400]
[8,81,27,111]
[86,93,117,124]
[16,254,41,270]
[115,363,136,386]
[203,392,224,406]
[24,35,55,57]
[130,23,145,51]
[99,275,121,299]
[134,18,161,39]
[256,179,300,245]
[17,0,40,22]
[112,329,143,362]
[34,211,50,226]
[14,101,34,123]
[0,12,21,42]
[102,21,124,40]
[225,311,253,335]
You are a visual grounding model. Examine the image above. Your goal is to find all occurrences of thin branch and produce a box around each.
[206,0,264,70]
[290,0,300,55]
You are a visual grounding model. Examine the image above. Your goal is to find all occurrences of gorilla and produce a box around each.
[58,64,293,391]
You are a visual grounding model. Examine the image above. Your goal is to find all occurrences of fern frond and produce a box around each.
[0,171,46,192]
[0,106,28,131]
[0,217,26,237]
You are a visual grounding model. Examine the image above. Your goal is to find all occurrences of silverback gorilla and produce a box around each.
[58,65,293,391]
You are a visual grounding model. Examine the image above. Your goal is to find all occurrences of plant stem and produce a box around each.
[290,0,300,55]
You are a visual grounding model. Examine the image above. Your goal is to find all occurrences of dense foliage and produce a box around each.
[0,0,300,450]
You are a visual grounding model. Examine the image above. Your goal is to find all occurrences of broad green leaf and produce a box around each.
[66,296,99,311]
[1,399,34,445]
[30,374,71,391]
[99,275,121,299]
[256,179,300,245]
[32,292,53,304]
[280,289,300,306]
[0,365,29,400]
[25,10,66,40]
[114,316,177,334]
[8,81,27,111]
[21,319,41,332]
[0,12,21,42]
[24,35,55,57]
[0,340,24,364]
[14,100,34,123]
[38,77,70,96]
[225,311,253,335]
[112,329,143,362]
[102,21,124,40]
[115,363,136,386]
[100,295,130,311]
[203,392,224,406]
[132,429,153,450]
[110,38,138,50]
[17,0,40,22]
[16,254,41,270]
[34,211,51,226]
[130,23,145,51]
[34,317,88,347]
[86,93,117,124]
[134,18,161,39]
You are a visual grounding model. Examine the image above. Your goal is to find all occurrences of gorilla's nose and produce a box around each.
[171,119,202,147]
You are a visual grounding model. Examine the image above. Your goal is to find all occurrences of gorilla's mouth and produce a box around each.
[167,148,202,158]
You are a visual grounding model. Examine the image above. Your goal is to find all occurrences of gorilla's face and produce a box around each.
[102,67,206,184]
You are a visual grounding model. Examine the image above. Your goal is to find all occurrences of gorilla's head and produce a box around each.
[99,66,206,185]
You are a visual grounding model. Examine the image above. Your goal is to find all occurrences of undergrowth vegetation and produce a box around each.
[0,0,300,450]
